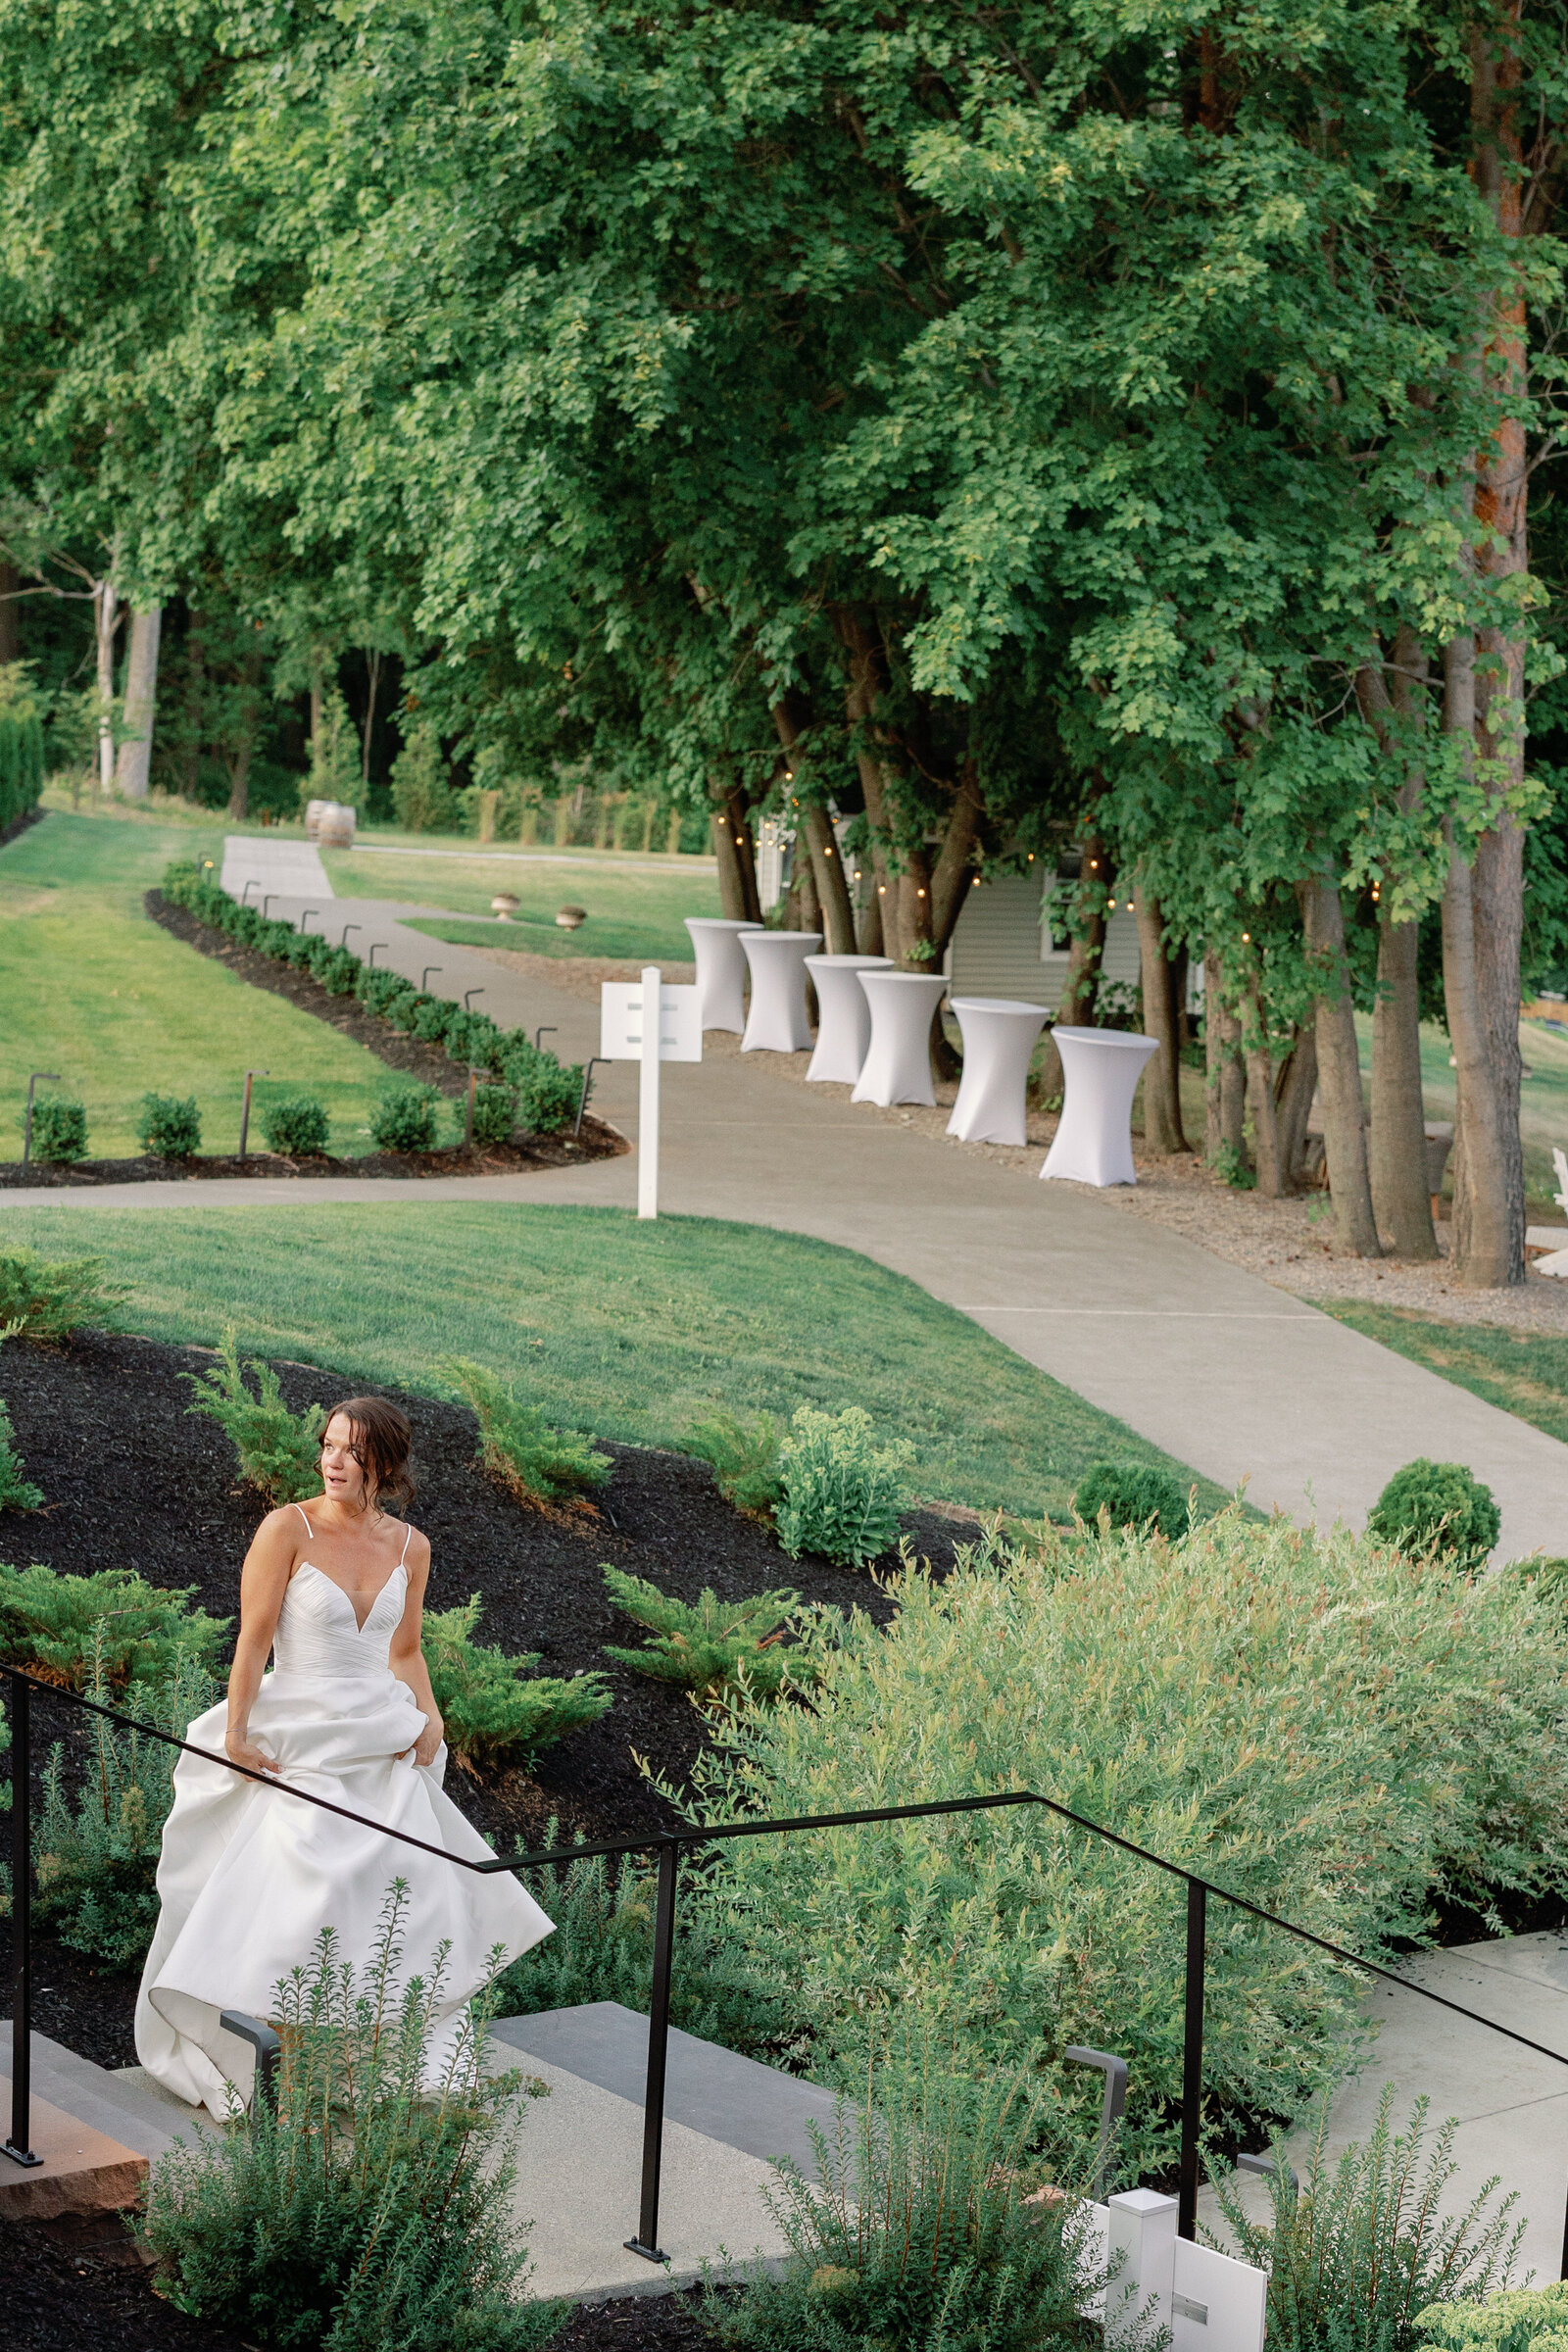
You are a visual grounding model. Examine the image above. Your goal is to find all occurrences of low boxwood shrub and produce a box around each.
[1073,1459,1190,1538]
[27,1095,87,1164]
[354,965,412,1014]
[370,1083,441,1153]
[683,1514,1568,2181]
[279,927,318,970]
[442,1357,612,1504]
[315,945,361,997]
[385,988,436,1033]
[137,1092,202,1160]
[1368,1457,1500,1573]
[422,1593,612,1772]
[512,1045,582,1136]
[183,1326,327,1502]
[775,1404,912,1567]
[685,1411,783,1521]
[602,1565,802,1702]
[0,1561,228,1690]
[142,1888,564,2352]
[469,1082,516,1148]
[0,1246,123,1340]
[255,918,297,958]
[261,1096,330,1157]
[412,995,458,1044]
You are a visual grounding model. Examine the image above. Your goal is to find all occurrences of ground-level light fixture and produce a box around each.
[239,1070,270,1159]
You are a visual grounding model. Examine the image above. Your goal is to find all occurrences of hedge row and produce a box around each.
[0,705,45,833]
[160,861,586,1133]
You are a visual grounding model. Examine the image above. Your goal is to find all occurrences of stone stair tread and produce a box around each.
[0,2024,188,2159]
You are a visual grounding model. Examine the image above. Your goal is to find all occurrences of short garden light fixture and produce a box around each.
[263,895,278,920]
[465,987,485,1010]
[22,1075,61,1166]
[242,879,261,905]
[340,922,362,949]
[368,942,388,966]
[421,966,442,992]
[239,1070,269,1160]
[535,1026,557,1052]
[300,907,320,933]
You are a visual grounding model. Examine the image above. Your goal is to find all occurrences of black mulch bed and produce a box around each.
[0,1126,624,1187]
[0,1331,966,2070]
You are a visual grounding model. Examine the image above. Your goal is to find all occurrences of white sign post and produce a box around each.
[600,966,702,1219]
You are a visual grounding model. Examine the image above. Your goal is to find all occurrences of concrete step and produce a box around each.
[0,2022,185,2161]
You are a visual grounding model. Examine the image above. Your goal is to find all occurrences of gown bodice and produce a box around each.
[270,1561,408,1681]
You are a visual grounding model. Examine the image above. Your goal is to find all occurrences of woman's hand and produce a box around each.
[224,1726,280,1779]
[402,1710,444,1770]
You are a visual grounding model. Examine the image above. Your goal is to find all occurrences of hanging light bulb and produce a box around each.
[1242,930,1251,944]
[1107,896,1117,908]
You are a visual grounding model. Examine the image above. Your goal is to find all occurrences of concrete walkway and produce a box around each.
[220,835,333,904]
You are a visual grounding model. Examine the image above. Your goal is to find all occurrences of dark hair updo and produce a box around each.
[323,1396,415,1514]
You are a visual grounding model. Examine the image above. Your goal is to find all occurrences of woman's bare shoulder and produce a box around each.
[250,1503,315,1551]
[397,1520,432,1572]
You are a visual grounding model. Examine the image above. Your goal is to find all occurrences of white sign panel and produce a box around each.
[600,983,702,1063]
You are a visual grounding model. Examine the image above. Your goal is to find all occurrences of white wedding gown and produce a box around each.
[135,1527,554,2117]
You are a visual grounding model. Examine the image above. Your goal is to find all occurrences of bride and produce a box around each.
[136,1394,553,2116]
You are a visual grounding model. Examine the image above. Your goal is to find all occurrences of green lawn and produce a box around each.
[0,1200,1226,1519]
[0,809,400,1159]
[1319,1298,1568,1448]
[321,845,720,961]
[1352,1010,1568,1216]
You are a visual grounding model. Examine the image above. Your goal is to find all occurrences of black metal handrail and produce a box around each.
[6,1658,1568,2271]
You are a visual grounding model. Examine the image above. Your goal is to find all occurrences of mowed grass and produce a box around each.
[1319,1298,1568,1447]
[321,844,720,960]
[0,810,400,1159]
[0,1200,1226,1519]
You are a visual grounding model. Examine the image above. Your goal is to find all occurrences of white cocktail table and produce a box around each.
[947,998,1051,1145]
[853,971,949,1106]
[685,917,763,1033]
[1040,1025,1159,1186]
[805,955,893,1083]
[740,930,822,1053]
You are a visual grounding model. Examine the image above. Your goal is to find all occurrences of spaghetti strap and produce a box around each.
[398,1521,414,1566]
[292,1503,314,1537]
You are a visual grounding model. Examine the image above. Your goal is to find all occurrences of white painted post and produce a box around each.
[639,964,662,1221]
[1105,2187,1178,2347]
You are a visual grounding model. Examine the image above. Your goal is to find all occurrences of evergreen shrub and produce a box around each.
[602,1565,802,1701]
[27,1096,87,1164]
[0,663,46,830]
[510,1045,582,1136]
[413,996,459,1043]
[1073,1460,1189,1538]
[682,1516,1568,2181]
[137,1093,202,1160]
[442,1358,612,1504]
[261,1096,330,1156]
[316,945,361,997]
[469,1083,517,1148]
[183,1326,326,1503]
[775,1405,912,1567]
[371,1084,441,1153]
[355,965,412,1014]
[1368,1458,1500,1573]
[0,1247,122,1339]
[422,1594,612,1772]
[685,1411,783,1521]
[0,1561,228,1690]
[0,1330,42,1511]
[385,988,436,1032]
[390,721,458,833]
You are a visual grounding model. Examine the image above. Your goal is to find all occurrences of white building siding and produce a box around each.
[944,878,1142,1011]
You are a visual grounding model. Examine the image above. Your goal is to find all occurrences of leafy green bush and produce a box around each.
[0,662,46,830]
[355,964,413,1014]
[413,996,459,1044]
[0,1561,228,1691]
[512,1046,582,1136]
[602,1565,801,1702]
[1212,2091,1522,2352]
[142,1889,564,2352]
[27,1095,88,1164]
[1073,1460,1190,1538]
[37,1652,217,1970]
[680,1516,1568,2181]
[315,945,361,997]
[442,1358,612,1504]
[444,1008,500,1068]
[385,988,436,1033]
[390,720,459,833]
[371,1083,441,1153]
[469,1083,517,1148]
[686,1411,784,1521]
[1418,2286,1568,2352]
[0,1332,42,1511]
[775,1406,912,1567]
[710,2035,1101,2352]
[0,1248,122,1341]
[183,1325,326,1504]
[422,1594,612,1773]
[1368,1458,1501,1572]
[137,1092,202,1160]
[261,1095,331,1156]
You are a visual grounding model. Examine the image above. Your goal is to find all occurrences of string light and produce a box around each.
[854,869,861,880]
[1242,931,1251,944]
[917,888,925,898]
[878,884,886,895]
[1107,897,1117,908]
[1370,882,1381,903]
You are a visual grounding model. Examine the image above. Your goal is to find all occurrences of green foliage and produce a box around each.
[412,996,459,1044]
[1211,2091,1523,2352]
[183,1325,325,1504]
[385,989,436,1034]
[1210,1142,1256,1191]
[0,664,47,832]
[371,1083,440,1154]
[261,1095,330,1156]
[0,1247,122,1341]
[686,1411,783,1521]
[303,687,362,812]
[1417,2286,1568,2352]
[679,1517,1568,2180]
[37,1650,218,1971]
[710,2035,1102,2352]
[137,1092,202,1160]
[1368,1459,1501,1573]
[315,945,361,998]
[26,1094,87,1164]
[142,1887,565,2352]
[469,1082,516,1148]
[497,1037,584,1137]
[0,1561,228,1691]
[441,1357,612,1504]
[601,1564,801,1702]
[421,1593,612,1774]
[1073,1461,1190,1539]
[776,1406,912,1568]
[355,965,414,1015]
[0,1331,42,1511]
[390,722,458,834]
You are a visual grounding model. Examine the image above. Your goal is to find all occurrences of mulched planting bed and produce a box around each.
[0,1330,964,2069]
[0,1127,624,1186]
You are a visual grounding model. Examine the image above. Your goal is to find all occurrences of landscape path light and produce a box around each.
[263,894,278,920]
[535,1026,557,1052]
[238,1070,269,1160]
[339,922,362,950]
[241,879,260,906]
[421,966,442,992]
[465,987,485,1009]
[22,1075,61,1167]
[368,942,388,967]
[300,907,319,933]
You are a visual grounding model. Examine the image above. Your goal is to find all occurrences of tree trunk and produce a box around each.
[1300,875,1382,1255]
[1357,628,1438,1258]
[801,805,856,952]
[858,877,884,956]
[1202,951,1246,1163]
[1275,1027,1319,1192]
[710,781,761,923]
[1058,839,1107,1028]
[1244,990,1283,1198]
[114,605,162,800]
[94,568,121,794]
[1134,882,1188,1153]
[0,561,20,666]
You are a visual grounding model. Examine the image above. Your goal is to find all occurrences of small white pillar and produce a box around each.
[1106,2187,1178,2347]
[638,964,661,1221]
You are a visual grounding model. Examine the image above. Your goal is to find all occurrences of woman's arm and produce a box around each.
[387,1532,443,1767]
[224,1511,298,1777]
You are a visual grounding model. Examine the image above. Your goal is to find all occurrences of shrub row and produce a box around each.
[0,665,46,834]
[161,860,586,1134]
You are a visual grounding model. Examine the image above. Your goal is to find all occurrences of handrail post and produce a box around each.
[4,1668,40,2167]
[1178,1877,1205,2239]
[1065,2044,1129,2202]
[626,1837,678,2263]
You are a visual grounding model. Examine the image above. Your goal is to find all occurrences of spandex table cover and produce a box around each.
[1040,1025,1159,1186]
[685,917,763,1034]
[805,954,894,1084]
[741,930,822,1053]
[853,971,949,1106]
[947,998,1051,1145]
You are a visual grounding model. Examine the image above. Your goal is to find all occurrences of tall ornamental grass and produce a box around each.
[678,1515,1568,2179]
